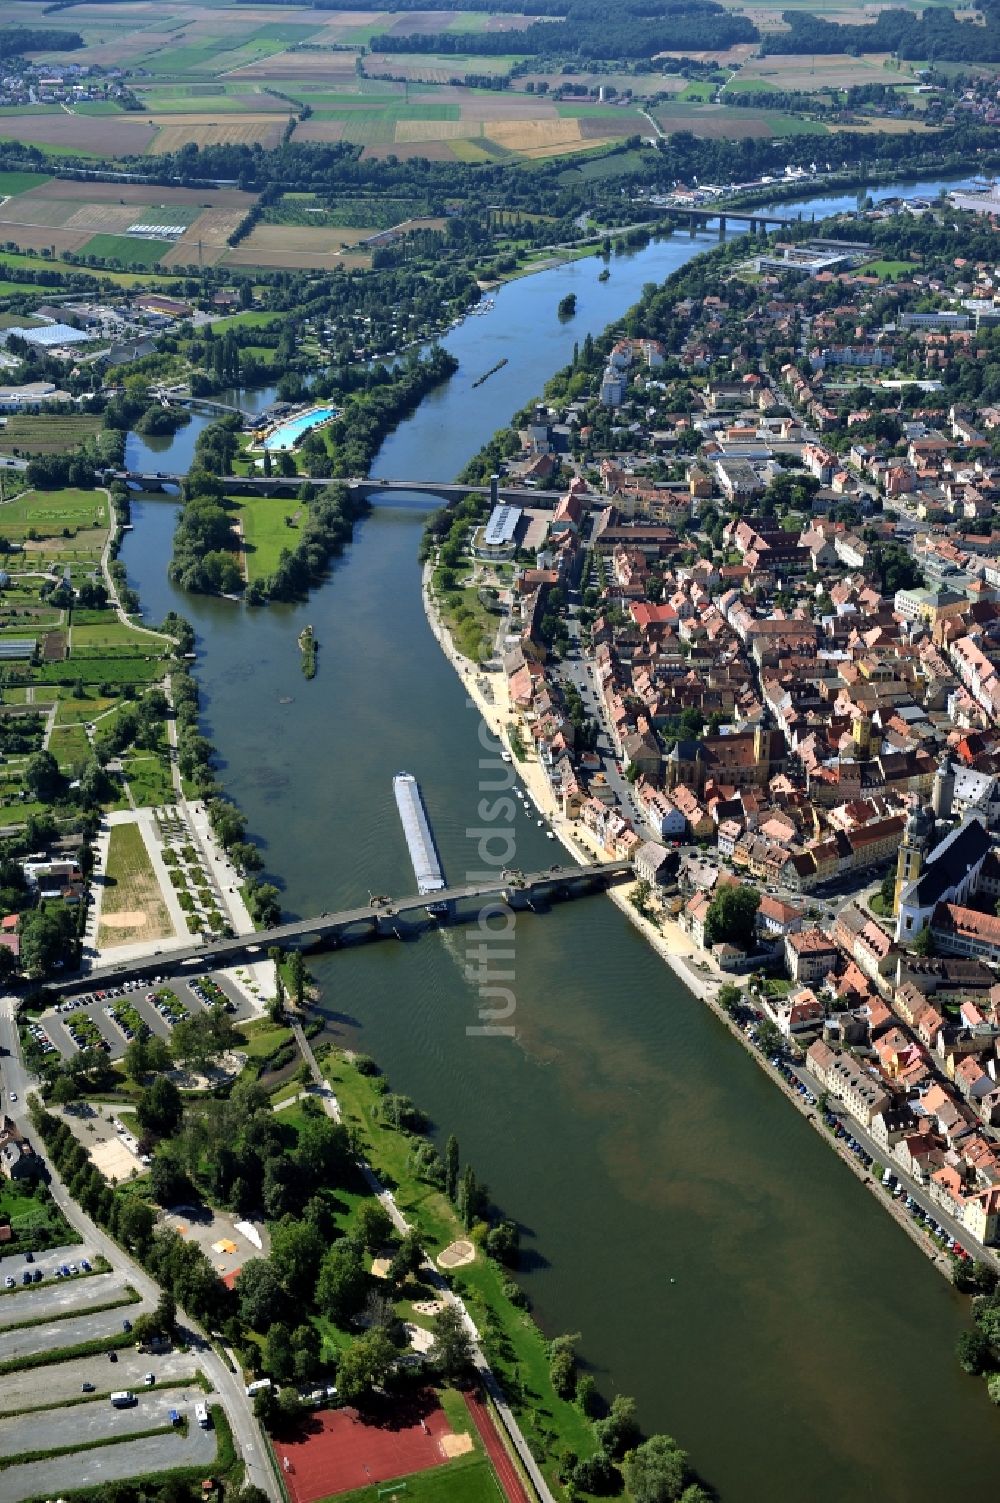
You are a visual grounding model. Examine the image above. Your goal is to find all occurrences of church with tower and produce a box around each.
[892,753,994,943]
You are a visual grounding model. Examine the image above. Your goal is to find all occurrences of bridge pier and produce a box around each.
[717,215,726,241]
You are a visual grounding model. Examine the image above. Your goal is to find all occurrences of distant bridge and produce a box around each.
[111,471,578,507]
[669,205,804,239]
[165,395,252,420]
[45,861,632,995]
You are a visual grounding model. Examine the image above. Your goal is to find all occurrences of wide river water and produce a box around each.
[122,176,998,1500]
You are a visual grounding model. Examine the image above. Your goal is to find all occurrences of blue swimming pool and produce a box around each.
[262,405,338,451]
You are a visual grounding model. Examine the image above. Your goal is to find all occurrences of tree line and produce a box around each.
[369,0,756,62]
[762,5,1000,62]
[0,27,82,58]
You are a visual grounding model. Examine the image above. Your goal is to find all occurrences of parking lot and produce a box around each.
[0,1269,118,1328]
[0,1387,204,1458]
[34,969,255,1064]
[0,1243,87,1281]
[159,1203,268,1275]
[0,1410,217,1503]
[0,1346,198,1417]
[1,1296,145,1362]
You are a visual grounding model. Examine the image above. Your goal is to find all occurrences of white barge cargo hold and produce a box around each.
[393,772,448,914]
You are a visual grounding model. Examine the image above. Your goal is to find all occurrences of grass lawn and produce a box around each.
[70,619,154,652]
[49,721,91,771]
[0,487,105,541]
[858,258,916,279]
[0,1181,77,1255]
[234,494,307,581]
[123,750,175,809]
[325,1456,500,1503]
[208,310,281,332]
[97,819,173,948]
[238,1018,293,1060]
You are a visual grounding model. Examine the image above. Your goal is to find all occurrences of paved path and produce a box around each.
[97,490,171,644]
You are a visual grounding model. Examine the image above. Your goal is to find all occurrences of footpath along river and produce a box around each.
[122,174,999,1501]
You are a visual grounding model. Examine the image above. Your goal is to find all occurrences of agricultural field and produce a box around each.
[224,223,375,271]
[80,234,174,267]
[290,87,643,160]
[0,173,257,269]
[146,112,289,153]
[0,417,102,458]
[652,101,827,137]
[735,51,921,92]
[362,51,525,83]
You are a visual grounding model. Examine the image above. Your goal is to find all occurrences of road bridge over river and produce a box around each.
[111,470,575,507]
[676,205,801,237]
[44,860,632,996]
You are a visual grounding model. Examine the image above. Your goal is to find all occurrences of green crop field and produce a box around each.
[80,235,174,268]
[0,138,104,160]
[73,101,126,116]
[0,171,51,198]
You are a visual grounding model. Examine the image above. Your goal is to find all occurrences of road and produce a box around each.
[0,996,281,1502]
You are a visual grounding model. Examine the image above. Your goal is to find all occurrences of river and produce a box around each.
[121,174,999,1501]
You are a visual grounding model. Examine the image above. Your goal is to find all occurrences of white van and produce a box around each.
[110,1391,136,1408]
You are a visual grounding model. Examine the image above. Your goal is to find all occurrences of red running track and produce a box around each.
[464,1388,533,1503]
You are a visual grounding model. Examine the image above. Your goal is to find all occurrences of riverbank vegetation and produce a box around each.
[321,1045,710,1502]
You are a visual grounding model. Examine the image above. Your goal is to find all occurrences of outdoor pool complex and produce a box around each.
[262,405,338,451]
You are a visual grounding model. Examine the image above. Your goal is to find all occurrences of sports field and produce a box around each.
[272,1391,464,1503]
